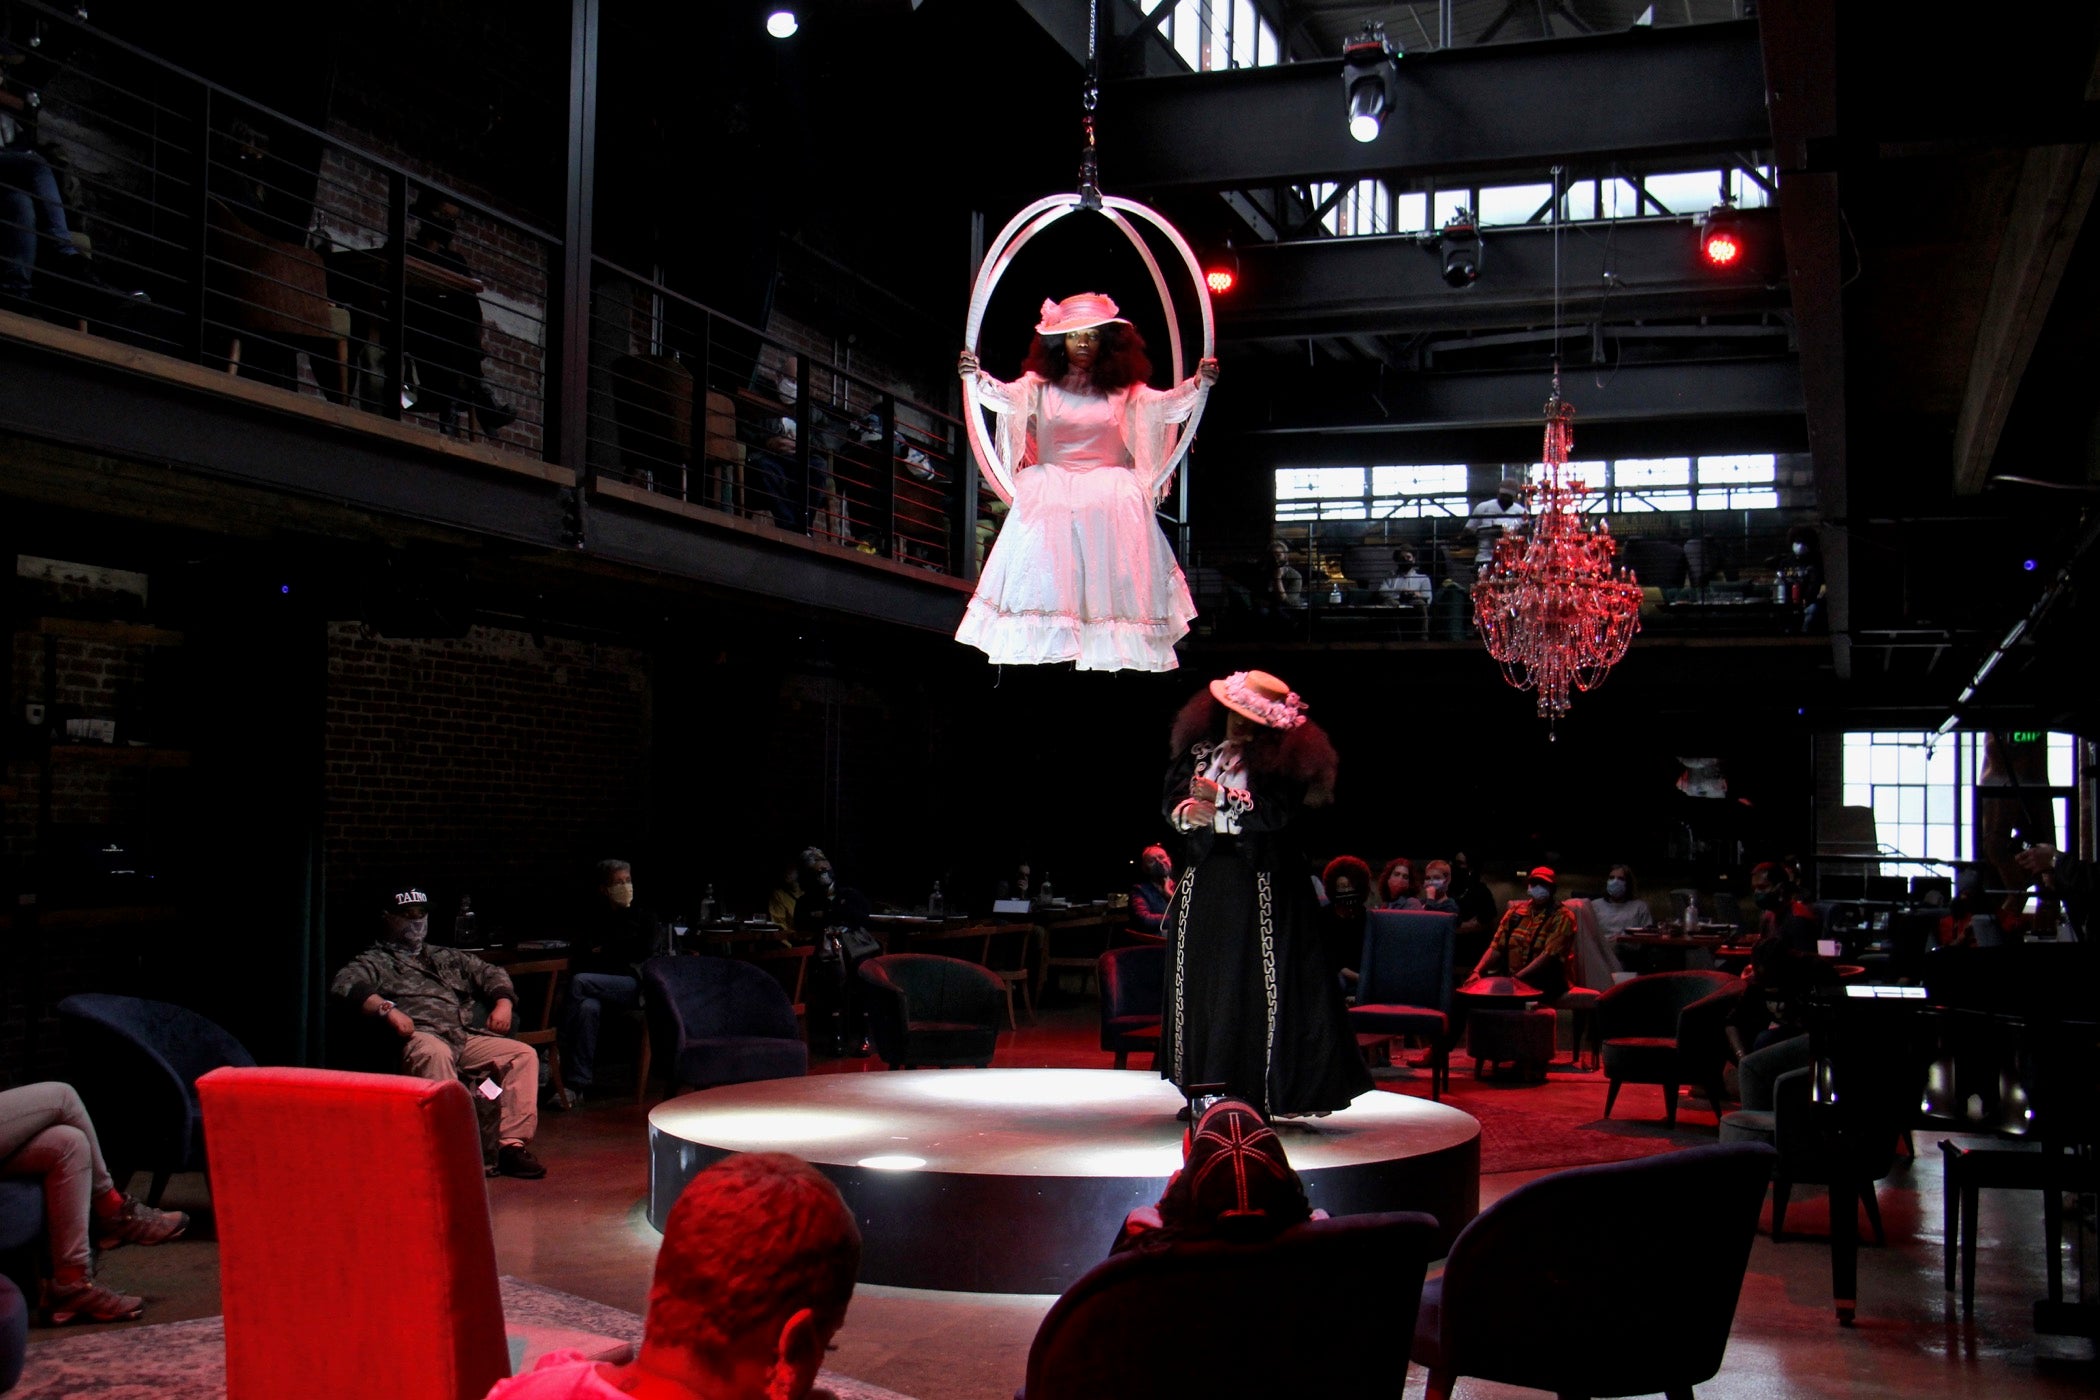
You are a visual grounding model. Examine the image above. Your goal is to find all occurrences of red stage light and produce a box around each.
[1205,267,1236,294]
[1701,230,1742,266]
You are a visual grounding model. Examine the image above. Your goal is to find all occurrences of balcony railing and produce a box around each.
[0,1,977,584]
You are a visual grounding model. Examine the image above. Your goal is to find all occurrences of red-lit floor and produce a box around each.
[42,997,2096,1399]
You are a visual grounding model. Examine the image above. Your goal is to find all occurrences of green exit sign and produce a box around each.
[2010,731,2044,744]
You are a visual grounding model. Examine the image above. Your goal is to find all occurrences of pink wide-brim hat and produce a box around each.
[1036,292,1132,336]
[1209,670,1308,730]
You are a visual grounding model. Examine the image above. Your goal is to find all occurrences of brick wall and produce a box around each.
[321,622,650,917]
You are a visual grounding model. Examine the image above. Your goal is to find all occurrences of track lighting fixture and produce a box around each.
[1341,22,1399,144]
[1437,210,1481,288]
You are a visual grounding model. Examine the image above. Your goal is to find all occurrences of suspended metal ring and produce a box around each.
[962,193,1216,504]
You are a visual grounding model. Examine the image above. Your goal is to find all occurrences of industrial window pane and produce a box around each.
[1373,464,1468,494]
[2048,732,2075,786]
[1563,460,1607,490]
[1173,0,1201,67]
[1395,191,1429,231]
[1618,457,1691,486]
[1434,190,1473,227]
[1927,786,1954,824]
[1697,488,1781,511]
[1275,467,1364,499]
[1698,453,1776,484]
[1646,170,1726,215]
[1478,182,1553,226]
[1899,745,1928,784]
[1625,490,1693,512]
[1600,178,1639,219]
[1207,1,1231,71]
[1843,784,1870,809]
[1927,743,1956,783]
[1274,501,1322,522]
[1232,0,1257,67]
[1898,787,1924,824]
[1317,501,1369,521]
[1870,747,1902,784]
[1561,181,1597,222]
[1845,732,1872,753]
[1873,791,1900,825]
[1256,18,1278,66]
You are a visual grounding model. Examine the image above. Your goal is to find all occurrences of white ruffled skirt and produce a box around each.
[955,463,1196,673]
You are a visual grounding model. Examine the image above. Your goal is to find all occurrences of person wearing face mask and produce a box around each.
[331,887,548,1178]
[1590,862,1655,939]
[559,858,656,1102]
[956,292,1219,672]
[1321,855,1375,986]
[1418,859,1462,918]
[1749,861,1820,953]
[1465,477,1528,548]
[1779,526,1827,634]
[1375,856,1424,911]
[1129,845,1176,937]
[1464,866,1576,1002]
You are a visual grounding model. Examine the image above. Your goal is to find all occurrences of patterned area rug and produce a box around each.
[14,1276,915,1400]
[1373,1064,1722,1175]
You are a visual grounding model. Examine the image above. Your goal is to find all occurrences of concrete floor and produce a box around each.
[33,1000,2097,1399]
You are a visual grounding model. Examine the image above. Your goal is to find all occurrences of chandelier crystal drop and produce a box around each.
[1472,379,1643,729]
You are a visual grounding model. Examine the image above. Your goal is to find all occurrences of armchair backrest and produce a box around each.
[198,1067,509,1400]
[641,955,801,1045]
[858,953,1006,1022]
[1433,1143,1775,1397]
[1023,1211,1440,1400]
[58,993,256,1171]
[1357,910,1455,1012]
[1593,970,1738,1040]
[1099,943,1164,1021]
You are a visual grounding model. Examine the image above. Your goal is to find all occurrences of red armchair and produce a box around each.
[198,1067,510,1400]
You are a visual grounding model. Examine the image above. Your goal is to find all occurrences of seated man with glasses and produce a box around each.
[330,885,548,1179]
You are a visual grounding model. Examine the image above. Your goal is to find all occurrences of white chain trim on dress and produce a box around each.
[1256,870,1278,1116]
[1169,864,1195,1084]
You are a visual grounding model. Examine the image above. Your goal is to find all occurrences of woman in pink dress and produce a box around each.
[956,292,1217,673]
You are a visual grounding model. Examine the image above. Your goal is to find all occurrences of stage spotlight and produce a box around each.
[1341,22,1399,144]
[1437,211,1481,288]
[1698,203,1743,268]
[765,8,798,39]
[1203,244,1240,295]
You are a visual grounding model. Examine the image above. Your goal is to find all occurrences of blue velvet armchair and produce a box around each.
[1412,1142,1776,1400]
[1350,909,1455,1099]
[57,992,257,1206]
[0,1180,41,1319]
[638,955,808,1097]
[859,954,1006,1069]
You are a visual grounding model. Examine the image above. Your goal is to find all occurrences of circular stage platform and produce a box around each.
[647,1069,1479,1293]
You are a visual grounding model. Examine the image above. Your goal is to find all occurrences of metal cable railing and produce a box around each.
[585,258,974,576]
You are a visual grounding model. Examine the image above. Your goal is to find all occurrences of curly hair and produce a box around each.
[1323,855,1374,900]
[1021,322,1154,392]
[1169,690,1338,807]
[1376,855,1416,902]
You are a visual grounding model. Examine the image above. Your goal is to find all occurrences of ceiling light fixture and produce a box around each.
[1341,22,1399,144]
[1698,202,1742,268]
[765,9,798,39]
[1437,210,1482,288]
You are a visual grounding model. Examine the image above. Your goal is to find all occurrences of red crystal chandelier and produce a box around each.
[1472,376,1642,729]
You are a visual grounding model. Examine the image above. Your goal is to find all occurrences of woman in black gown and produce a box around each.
[1160,670,1372,1117]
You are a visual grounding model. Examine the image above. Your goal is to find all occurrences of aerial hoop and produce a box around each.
[961,192,1216,505]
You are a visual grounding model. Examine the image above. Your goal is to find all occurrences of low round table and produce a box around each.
[1458,977,1555,1081]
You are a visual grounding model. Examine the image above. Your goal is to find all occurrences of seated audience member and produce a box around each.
[766,859,803,933]
[1321,855,1373,984]
[404,196,516,434]
[330,886,547,1179]
[488,1152,860,1400]
[1266,539,1307,610]
[1466,479,1527,545]
[1589,862,1654,938]
[1376,549,1433,608]
[1446,849,1500,975]
[1750,860,1820,951]
[0,1081,188,1325]
[1130,845,1175,935]
[1109,1098,1321,1255]
[993,861,1035,904]
[1419,859,1462,917]
[1465,866,1575,1001]
[560,858,656,1101]
[1375,855,1424,910]
[1725,939,1839,1062]
[794,847,871,936]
